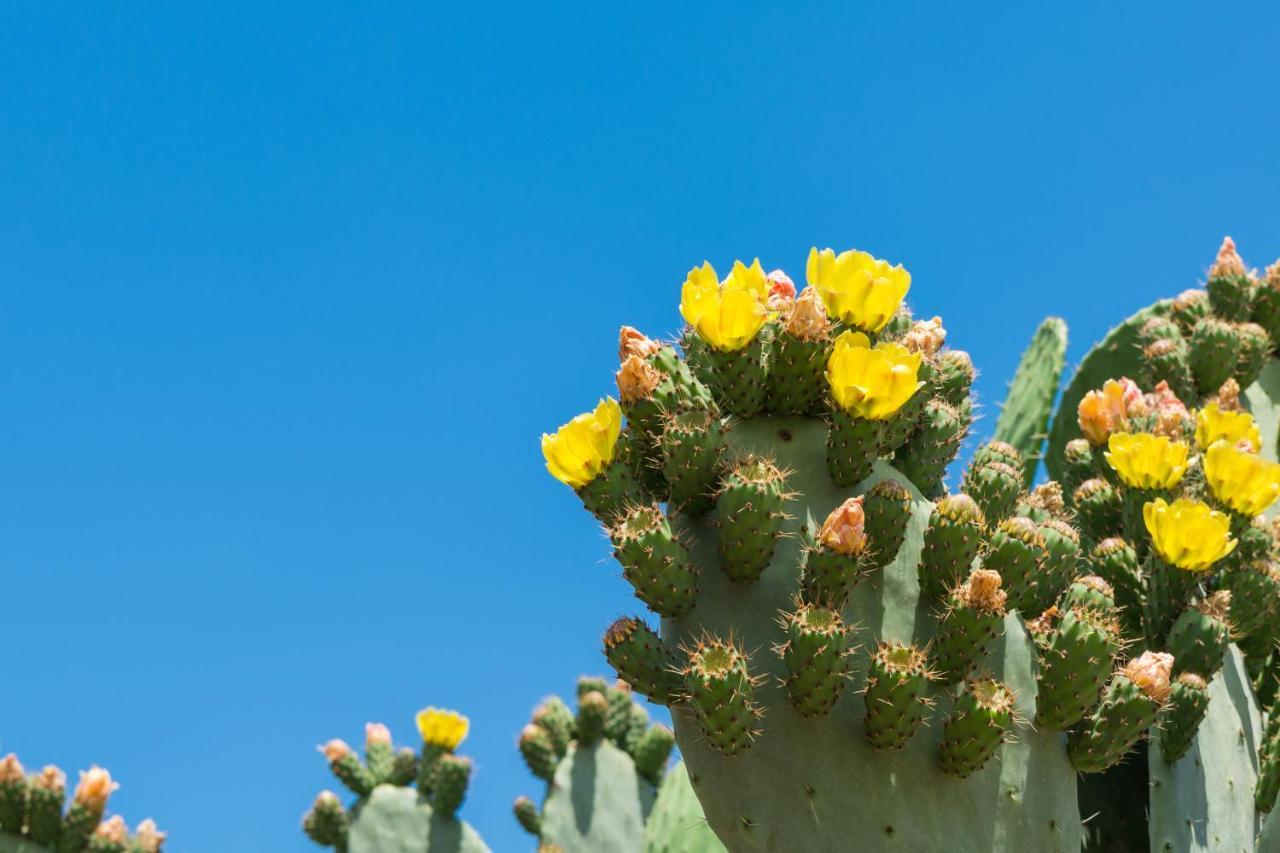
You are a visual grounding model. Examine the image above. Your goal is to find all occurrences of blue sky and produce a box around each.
[2,4,1279,851]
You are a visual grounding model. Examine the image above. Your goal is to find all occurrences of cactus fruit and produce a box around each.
[303,711,489,852]
[0,757,160,853]
[982,516,1045,613]
[930,568,1006,684]
[1068,651,1173,773]
[990,317,1069,485]
[546,249,1083,851]
[513,678,725,853]
[937,676,1017,778]
[1157,673,1210,763]
[610,504,699,618]
[1167,590,1232,679]
[1033,604,1120,731]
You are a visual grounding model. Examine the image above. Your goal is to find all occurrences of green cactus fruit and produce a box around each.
[705,339,768,418]
[714,457,786,583]
[324,743,377,798]
[631,725,676,785]
[610,504,699,618]
[991,317,1068,485]
[1253,273,1280,344]
[881,367,932,453]
[576,442,650,526]
[1087,538,1144,639]
[961,459,1023,524]
[1059,574,1115,614]
[1207,265,1255,323]
[766,327,830,416]
[826,408,885,488]
[642,762,726,853]
[931,568,1007,684]
[512,795,541,837]
[1235,322,1271,388]
[862,478,912,570]
[386,749,417,787]
[917,493,985,601]
[603,683,639,746]
[25,769,63,846]
[1144,336,1198,404]
[799,499,871,608]
[933,350,975,408]
[622,703,651,755]
[1168,591,1231,679]
[1143,555,1202,649]
[1072,478,1122,545]
[603,616,681,706]
[1223,559,1280,641]
[519,724,559,782]
[1171,288,1211,332]
[1068,651,1172,773]
[0,778,22,835]
[975,517,1041,616]
[778,601,854,717]
[576,691,609,746]
[532,697,575,758]
[303,791,350,849]
[892,399,966,496]
[1033,603,1119,730]
[1061,438,1100,500]
[659,408,726,515]
[971,439,1024,473]
[430,756,471,819]
[365,727,395,785]
[1028,519,1083,615]
[938,676,1016,779]
[1157,672,1210,763]
[343,785,489,853]
[1189,316,1243,398]
[863,641,933,751]
[681,635,760,757]
[617,339,716,444]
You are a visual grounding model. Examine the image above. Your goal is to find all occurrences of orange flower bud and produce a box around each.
[319,739,352,763]
[618,326,661,361]
[73,766,118,811]
[784,287,830,340]
[615,355,662,403]
[1209,235,1247,279]
[818,497,868,556]
[365,722,392,747]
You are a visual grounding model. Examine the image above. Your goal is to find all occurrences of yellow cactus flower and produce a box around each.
[1103,432,1189,490]
[416,707,469,751]
[679,260,769,352]
[825,331,923,420]
[1143,497,1237,571]
[1203,440,1280,516]
[541,398,623,489]
[806,246,910,333]
[1195,402,1261,453]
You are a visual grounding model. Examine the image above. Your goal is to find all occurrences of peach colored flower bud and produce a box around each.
[1123,651,1174,703]
[902,316,947,357]
[818,497,867,556]
[35,766,66,793]
[319,739,352,763]
[767,270,797,313]
[134,819,167,852]
[615,354,662,403]
[784,287,830,340]
[618,326,661,361]
[0,754,23,783]
[94,816,129,844]
[365,722,392,747]
[1210,236,1247,279]
[1217,378,1242,412]
[962,568,1006,612]
[1077,378,1142,445]
[1146,381,1190,438]
[73,767,117,810]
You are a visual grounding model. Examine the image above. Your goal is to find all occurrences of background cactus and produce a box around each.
[992,316,1069,486]
[540,248,1133,851]
[512,677,723,853]
[302,710,489,853]
[1043,236,1280,851]
[0,755,161,853]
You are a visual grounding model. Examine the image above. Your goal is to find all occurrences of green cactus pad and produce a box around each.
[992,317,1068,485]
[1148,647,1262,852]
[1157,673,1210,764]
[938,677,1016,779]
[642,762,725,853]
[1034,606,1119,731]
[917,494,985,602]
[611,505,700,618]
[714,457,786,584]
[766,332,829,416]
[664,417,1081,853]
[706,340,767,418]
[1167,593,1231,679]
[540,739,657,853]
[344,785,488,853]
[863,641,933,751]
[660,408,727,515]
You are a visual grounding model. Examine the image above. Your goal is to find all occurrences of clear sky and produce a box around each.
[2,4,1279,851]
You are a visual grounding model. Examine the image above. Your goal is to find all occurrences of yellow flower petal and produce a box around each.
[1204,439,1280,516]
[1195,402,1261,453]
[825,330,922,420]
[679,260,767,352]
[541,398,623,488]
[1143,497,1237,571]
[1104,432,1189,490]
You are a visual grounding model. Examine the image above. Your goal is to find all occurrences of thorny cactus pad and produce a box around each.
[542,246,1087,851]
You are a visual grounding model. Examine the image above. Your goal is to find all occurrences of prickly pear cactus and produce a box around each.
[513,677,713,853]
[993,316,1068,486]
[643,762,722,853]
[541,249,1133,851]
[1042,237,1280,851]
[0,754,163,853]
[302,709,489,853]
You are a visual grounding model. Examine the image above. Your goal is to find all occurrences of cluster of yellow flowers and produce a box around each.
[416,706,470,751]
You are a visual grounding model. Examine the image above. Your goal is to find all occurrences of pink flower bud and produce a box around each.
[0,754,24,784]
[902,316,947,357]
[365,722,392,747]
[73,766,117,811]
[767,270,796,313]
[94,816,129,844]
[319,739,352,763]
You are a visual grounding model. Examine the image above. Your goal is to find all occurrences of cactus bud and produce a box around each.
[73,767,117,812]
[618,326,661,361]
[519,724,559,782]
[767,270,797,313]
[431,754,472,818]
[1124,651,1174,704]
[715,456,787,583]
[1159,672,1210,763]
[902,316,946,357]
[818,497,867,556]
[783,286,829,340]
[363,722,394,783]
[864,642,933,751]
[918,493,985,600]
[682,636,760,756]
[94,815,130,844]
[939,677,1016,778]
[320,738,376,798]
[603,615,680,705]
[610,503,698,618]
[303,790,350,849]
[134,818,167,852]
[932,568,1007,684]
[514,795,542,836]
[1171,288,1209,330]
[616,355,663,403]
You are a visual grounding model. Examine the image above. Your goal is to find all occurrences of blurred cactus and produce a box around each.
[0,755,162,853]
[302,710,488,852]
